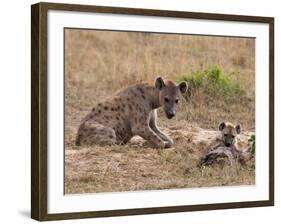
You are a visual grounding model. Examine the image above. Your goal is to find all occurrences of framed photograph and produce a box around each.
[31,2,274,221]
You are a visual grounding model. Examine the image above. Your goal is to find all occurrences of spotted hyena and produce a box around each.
[199,122,241,166]
[75,77,188,148]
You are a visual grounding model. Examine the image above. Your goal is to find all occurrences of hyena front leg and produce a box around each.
[149,110,173,147]
[132,121,168,148]
[138,127,168,148]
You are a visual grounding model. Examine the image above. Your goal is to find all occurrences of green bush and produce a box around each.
[248,134,255,155]
[177,66,244,99]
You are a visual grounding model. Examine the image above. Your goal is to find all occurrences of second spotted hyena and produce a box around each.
[200,122,241,166]
[75,77,188,148]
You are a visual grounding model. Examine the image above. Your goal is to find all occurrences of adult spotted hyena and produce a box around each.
[75,77,188,148]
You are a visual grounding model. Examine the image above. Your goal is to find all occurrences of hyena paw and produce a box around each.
[164,141,173,148]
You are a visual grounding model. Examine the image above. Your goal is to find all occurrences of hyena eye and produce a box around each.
[164,97,169,103]
[175,99,179,104]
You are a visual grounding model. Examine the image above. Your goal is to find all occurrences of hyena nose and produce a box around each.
[167,112,175,118]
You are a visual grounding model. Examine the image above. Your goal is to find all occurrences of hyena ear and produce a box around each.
[178,81,188,94]
[155,77,165,90]
[219,122,226,131]
[236,124,241,134]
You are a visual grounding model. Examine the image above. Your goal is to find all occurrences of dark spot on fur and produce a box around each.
[98,103,102,106]
[116,116,120,120]
[92,108,95,111]
[104,106,108,110]
[109,135,114,138]
[135,105,140,111]
[129,104,132,111]
[137,87,144,94]
[98,110,101,114]
[111,107,115,111]
[141,94,146,100]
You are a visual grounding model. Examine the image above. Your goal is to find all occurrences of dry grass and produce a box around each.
[65,124,255,194]
[64,29,255,194]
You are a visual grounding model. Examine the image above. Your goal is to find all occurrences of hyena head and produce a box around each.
[219,122,241,147]
[155,77,188,119]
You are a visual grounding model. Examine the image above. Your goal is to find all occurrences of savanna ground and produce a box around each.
[64,29,255,194]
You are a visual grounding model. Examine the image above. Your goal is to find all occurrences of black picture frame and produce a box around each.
[31,2,274,221]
